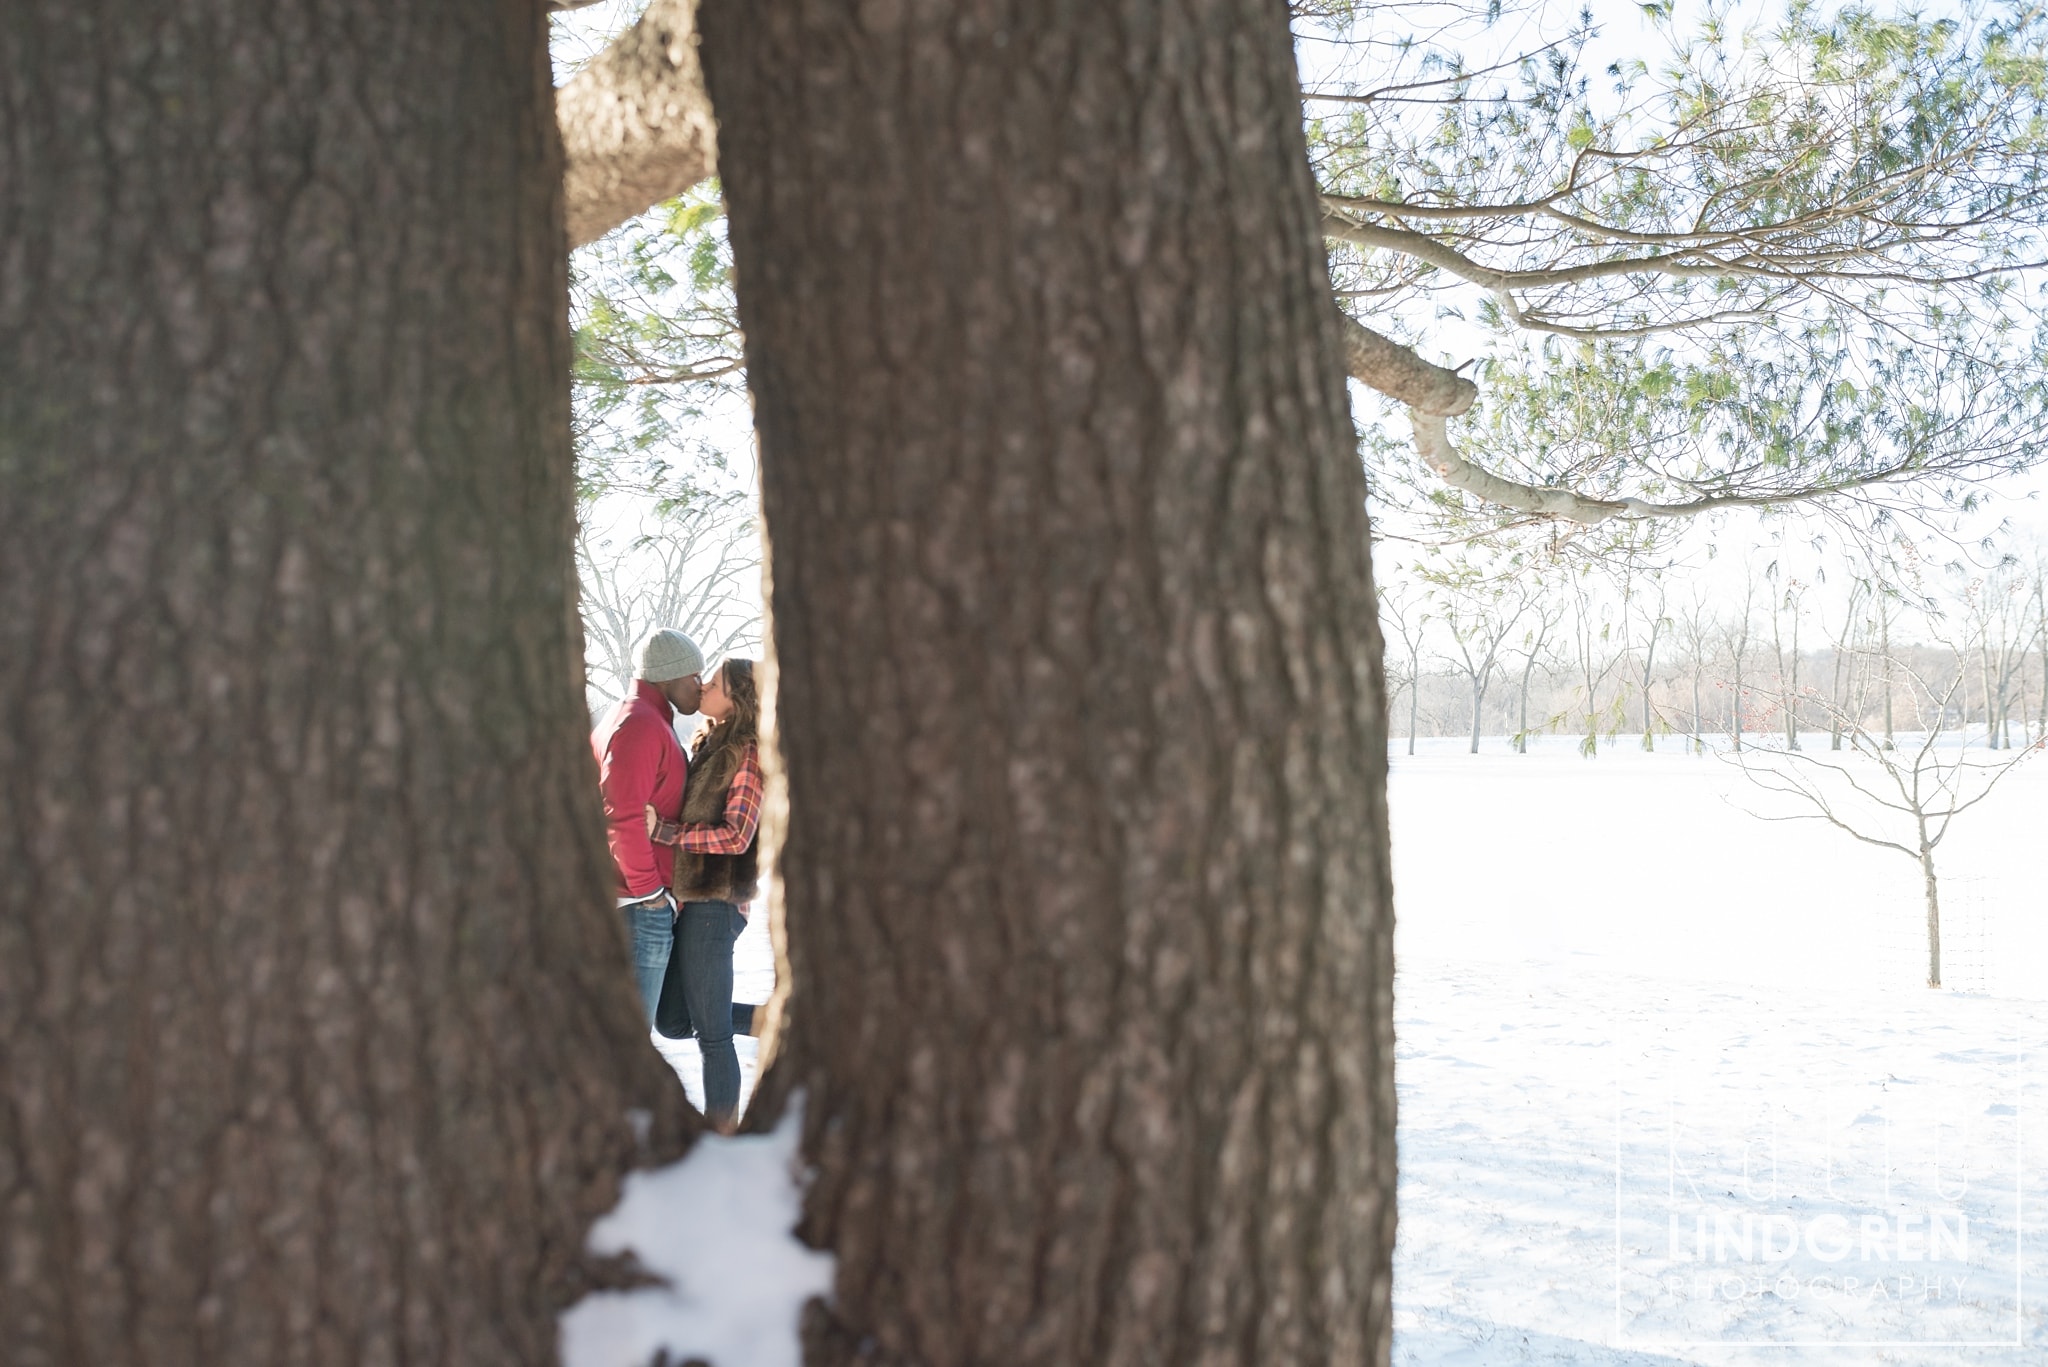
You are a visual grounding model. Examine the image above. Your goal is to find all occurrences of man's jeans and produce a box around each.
[655,900,746,1128]
[620,894,675,1026]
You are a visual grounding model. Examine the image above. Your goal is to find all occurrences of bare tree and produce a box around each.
[1821,579,1871,751]
[1875,584,1900,746]
[2012,562,2043,747]
[1962,566,2031,750]
[1857,538,1942,749]
[1560,572,1625,757]
[577,489,761,707]
[1380,581,1432,757]
[1431,568,1528,753]
[1722,574,1758,752]
[1734,659,2042,988]
[2033,549,2048,745]
[1511,590,1566,755]
[1767,570,1808,750]
[1620,567,1669,752]
[1674,588,1720,756]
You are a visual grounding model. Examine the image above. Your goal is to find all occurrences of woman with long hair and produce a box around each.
[645,656,764,1132]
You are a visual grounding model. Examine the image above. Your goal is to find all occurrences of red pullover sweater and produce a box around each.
[591,680,687,900]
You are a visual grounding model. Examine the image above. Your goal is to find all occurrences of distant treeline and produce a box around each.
[1378,553,2048,756]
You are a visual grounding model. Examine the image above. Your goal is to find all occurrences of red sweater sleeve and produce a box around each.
[598,711,666,898]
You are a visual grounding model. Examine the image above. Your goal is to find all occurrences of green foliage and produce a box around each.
[570,183,748,509]
[1309,0,2048,553]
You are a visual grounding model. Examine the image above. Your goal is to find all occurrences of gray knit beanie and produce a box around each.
[635,627,705,684]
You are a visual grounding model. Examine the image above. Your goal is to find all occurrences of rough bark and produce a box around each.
[0,5,686,1363]
[559,0,718,249]
[1337,313,1474,417]
[701,2,1397,1364]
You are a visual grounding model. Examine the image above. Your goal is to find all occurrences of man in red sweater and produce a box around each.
[592,627,702,1024]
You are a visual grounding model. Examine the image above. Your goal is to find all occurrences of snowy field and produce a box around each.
[653,733,2048,1361]
[1390,735,2047,1364]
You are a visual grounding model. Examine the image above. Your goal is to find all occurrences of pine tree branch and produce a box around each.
[1404,412,1920,526]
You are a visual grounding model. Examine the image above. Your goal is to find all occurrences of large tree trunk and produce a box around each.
[701,2,1397,1363]
[0,5,684,1363]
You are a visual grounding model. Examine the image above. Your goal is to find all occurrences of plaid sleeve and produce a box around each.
[672,744,764,855]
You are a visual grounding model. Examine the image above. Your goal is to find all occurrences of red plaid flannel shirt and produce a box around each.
[651,742,763,855]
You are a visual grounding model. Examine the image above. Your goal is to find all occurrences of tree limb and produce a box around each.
[559,0,718,250]
[1337,311,1475,417]
[1405,412,1922,527]
[1322,209,1750,292]
[1406,413,1630,525]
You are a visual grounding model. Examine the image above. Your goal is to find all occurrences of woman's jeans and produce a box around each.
[656,900,746,1127]
[620,894,675,1026]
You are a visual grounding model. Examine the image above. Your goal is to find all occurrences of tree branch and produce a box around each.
[1405,412,1924,527]
[1337,311,1475,417]
[1322,208,1747,292]
[559,0,718,250]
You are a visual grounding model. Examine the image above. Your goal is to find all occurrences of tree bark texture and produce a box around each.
[702,3,1397,1365]
[559,0,718,250]
[0,5,686,1363]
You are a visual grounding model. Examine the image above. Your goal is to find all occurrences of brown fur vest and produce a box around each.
[670,738,760,905]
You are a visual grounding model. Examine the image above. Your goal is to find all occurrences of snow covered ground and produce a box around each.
[1390,735,2047,1364]
[651,733,2047,1361]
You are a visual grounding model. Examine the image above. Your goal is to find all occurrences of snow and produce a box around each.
[1391,736,2047,1363]
[559,1099,835,1367]
[1391,734,2048,996]
[601,736,2046,1362]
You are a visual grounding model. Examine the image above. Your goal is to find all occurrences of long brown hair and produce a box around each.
[688,657,759,798]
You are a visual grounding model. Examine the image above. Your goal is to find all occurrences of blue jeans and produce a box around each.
[620,894,675,1026]
[655,900,746,1128]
